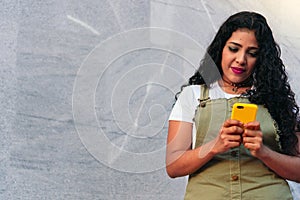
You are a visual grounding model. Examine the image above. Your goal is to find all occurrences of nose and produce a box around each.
[235,51,246,65]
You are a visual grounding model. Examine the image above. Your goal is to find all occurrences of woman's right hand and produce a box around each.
[211,119,244,154]
[166,119,244,178]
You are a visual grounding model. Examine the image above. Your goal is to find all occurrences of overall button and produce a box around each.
[232,175,239,181]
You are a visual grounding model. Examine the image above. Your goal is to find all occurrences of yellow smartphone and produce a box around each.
[231,103,258,124]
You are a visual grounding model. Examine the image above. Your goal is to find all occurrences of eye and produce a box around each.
[228,46,238,52]
[248,50,258,57]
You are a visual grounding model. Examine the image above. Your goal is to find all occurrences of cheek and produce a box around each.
[248,58,257,69]
[221,50,229,67]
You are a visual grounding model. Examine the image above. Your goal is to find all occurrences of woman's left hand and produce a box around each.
[243,121,265,157]
[243,121,300,182]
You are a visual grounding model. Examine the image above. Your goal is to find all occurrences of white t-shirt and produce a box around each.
[169,82,240,147]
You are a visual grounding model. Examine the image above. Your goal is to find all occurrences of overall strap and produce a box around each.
[198,84,210,107]
[194,84,211,147]
[200,84,209,100]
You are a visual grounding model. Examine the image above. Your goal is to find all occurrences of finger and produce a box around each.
[244,121,260,130]
[228,141,241,148]
[222,140,241,148]
[221,134,242,142]
[221,122,244,135]
[227,125,244,135]
[244,142,261,151]
[221,127,243,137]
[223,119,244,128]
[243,135,262,145]
[243,129,263,137]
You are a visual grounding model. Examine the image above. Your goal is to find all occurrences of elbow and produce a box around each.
[289,176,300,183]
[166,169,177,178]
[166,165,180,178]
[167,171,177,178]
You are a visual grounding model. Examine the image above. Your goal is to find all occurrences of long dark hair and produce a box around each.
[183,11,299,155]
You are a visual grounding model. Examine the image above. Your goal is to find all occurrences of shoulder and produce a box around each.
[174,85,202,110]
[182,83,223,100]
[169,85,201,123]
[179,84,222,100]
[178,85,201,101]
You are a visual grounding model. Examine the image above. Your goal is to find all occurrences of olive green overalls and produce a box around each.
[184,85,292,200]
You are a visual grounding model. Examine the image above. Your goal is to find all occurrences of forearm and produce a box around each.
[258,146,300,182]
[166,120,244,178]
[166,140,216,178]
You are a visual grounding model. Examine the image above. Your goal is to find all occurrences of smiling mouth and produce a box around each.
[231,67,245,74]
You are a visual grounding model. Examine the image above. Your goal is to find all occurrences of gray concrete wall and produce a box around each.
[1,0,299,199]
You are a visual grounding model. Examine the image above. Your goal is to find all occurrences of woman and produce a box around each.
[166,11,300,199]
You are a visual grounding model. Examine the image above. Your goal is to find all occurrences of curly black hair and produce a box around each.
[183,11,299,155]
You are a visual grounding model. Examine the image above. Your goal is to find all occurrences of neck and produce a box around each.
[219,78,253,94]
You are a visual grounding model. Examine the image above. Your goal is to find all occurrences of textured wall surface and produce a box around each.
[1,0,299,199]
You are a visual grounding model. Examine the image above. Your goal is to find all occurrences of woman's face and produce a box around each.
[221,28,258,83]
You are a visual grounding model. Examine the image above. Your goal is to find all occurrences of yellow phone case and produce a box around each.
[231,103,258,123]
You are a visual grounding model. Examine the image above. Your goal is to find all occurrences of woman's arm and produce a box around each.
[166,119,244,178]
[243,122,300,182]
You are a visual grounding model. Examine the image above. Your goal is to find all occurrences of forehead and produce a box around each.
[227,28,258,47]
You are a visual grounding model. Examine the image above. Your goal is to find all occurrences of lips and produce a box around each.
[231,67,245,74]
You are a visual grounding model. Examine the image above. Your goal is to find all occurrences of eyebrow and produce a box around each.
[229,42,258,50]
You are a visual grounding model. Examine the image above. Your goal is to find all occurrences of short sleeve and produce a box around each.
[168,85,200,123]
